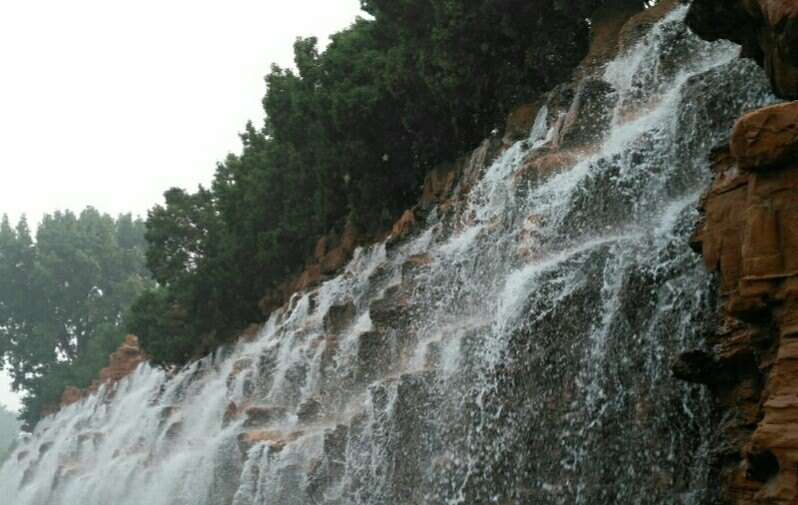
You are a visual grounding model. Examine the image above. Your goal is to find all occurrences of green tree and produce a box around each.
[0,209,152,425]
[131,0,632,366]
[129,187,230,363]
[127,289,195,366]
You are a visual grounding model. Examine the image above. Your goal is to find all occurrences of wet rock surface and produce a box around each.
[677,99,798,504]
[558,77,618,150]
[686,0,798,98]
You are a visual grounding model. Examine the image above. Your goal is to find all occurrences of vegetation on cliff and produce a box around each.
[2,0,645,425]
[0,210,151,425]
[129,0,616,365]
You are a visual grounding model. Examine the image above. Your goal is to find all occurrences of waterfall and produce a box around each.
[1,7,776,504]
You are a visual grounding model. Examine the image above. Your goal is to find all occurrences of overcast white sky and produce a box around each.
[0,0,363,411]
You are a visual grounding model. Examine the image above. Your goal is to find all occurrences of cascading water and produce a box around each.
[1,6,777,504]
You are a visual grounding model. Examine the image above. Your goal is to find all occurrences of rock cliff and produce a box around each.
[686,0,798,98]
[675,4,798,500]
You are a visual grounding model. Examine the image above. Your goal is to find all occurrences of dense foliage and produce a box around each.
[0,209,151,425]
[129,0,612,365]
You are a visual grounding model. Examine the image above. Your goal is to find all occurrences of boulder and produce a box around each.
[239,323,261,340]
[686,0,798,98]
[313,236,329,263]
[544,83,576,120]
[99,335,146,382]
[502,103,543,146]
[419,162,462,208]
[222,401,239,427]
[323,300,356,335]
[164,420,184,440]
[369,297,410,336]
[389,210,416,242]
[515,149,579,185]
[340,220,358,253]
[320,248,350,275]
[389,371,443,503]
[291,264,324,291]
[76,431,104,446]
[60,386,84,408]
[236,429,285,454]
[230,357,253,378]
[54,335,147,415]
[296,397,323,423]
[306,424,349,502]
[558,77,618,150]
[617,0,680,51]
[243,405,289,428]
[401,253,432,282]
[576,0,648,77]
[677,98,798,503]
[730,101,798,170]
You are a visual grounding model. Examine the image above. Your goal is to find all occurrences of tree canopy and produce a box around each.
[128,0,602,365]
[0,209,151,425]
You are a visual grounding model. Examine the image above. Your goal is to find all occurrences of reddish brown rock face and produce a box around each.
[99,335,147,382]
[57,335,147,410]
[684,7,798,500]
[418,161,462,209]
[730,101,798,170]
[515,149,580,184]
[501,103,543,146]
[389,210,416,241]
[686,0,798,98]
[59,386,84,408]
[680,100,798,504]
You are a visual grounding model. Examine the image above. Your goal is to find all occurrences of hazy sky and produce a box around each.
[0,0,363,411]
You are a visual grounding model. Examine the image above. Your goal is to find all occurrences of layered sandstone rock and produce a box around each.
[59,335,147,408]
[501,101,544,146]
[677,100,798,504]
[730,101,798,170]
[98,335,147,383]
[686,0,798,98]
[59,387,84,408]
[259,220,360,315]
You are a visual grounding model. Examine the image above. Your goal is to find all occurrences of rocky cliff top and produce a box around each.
[686,0,798,98]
